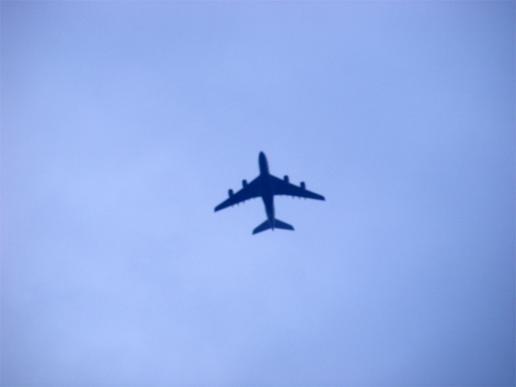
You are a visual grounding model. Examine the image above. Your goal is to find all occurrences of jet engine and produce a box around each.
[228,189,234,197]
[242,179,248,187]
[300,182,306,190]
[284,175,289,182]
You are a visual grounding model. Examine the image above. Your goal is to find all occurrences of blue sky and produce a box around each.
[1,1,514,386]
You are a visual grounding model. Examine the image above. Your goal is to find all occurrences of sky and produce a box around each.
[1,1,515,386]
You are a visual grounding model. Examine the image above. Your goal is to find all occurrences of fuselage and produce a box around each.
[258,152,275,227]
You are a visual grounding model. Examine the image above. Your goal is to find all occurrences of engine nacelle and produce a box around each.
[228,189,234,197]
[242,179,248,187]
[300,182,306,190]
[284,175,289,182]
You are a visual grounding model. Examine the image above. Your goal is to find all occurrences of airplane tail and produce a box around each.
[274,219,294,231]
[252,218,294,235]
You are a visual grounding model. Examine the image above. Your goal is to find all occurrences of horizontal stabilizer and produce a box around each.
[253,220,272,234]
[252,218,294,234]
[274,219,294,231]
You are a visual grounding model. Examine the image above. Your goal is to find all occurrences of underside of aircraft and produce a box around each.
[214,152,325,234]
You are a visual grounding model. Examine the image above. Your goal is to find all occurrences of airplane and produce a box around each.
[214,152,325,234]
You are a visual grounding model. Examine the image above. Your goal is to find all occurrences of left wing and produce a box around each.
[270,175,325,200]
[214,177,262,212]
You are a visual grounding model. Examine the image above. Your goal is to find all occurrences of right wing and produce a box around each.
[270,175,325,201]
[214,177,262,212]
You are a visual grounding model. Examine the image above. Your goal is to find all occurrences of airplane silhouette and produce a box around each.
[214,152,325,234]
